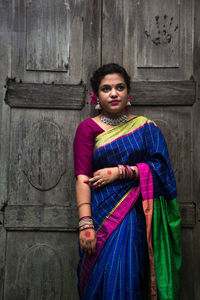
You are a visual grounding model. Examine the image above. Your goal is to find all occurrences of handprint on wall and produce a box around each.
[144,15,179,46]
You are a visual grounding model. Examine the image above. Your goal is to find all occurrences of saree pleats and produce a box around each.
[83,202,149,300]
[77,116,181,300]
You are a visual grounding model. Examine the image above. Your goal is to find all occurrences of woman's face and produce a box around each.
[98,73,128,116]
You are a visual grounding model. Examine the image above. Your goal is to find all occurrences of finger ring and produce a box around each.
[98,179,102,184]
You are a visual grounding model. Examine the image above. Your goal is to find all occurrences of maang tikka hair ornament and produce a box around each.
[90,92,101,110]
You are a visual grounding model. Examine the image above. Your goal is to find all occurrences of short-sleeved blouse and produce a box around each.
[73,119,104,177]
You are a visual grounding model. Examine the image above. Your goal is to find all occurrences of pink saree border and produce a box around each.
[138,163,157,299]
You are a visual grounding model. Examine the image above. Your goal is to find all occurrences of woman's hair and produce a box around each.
[90,63,131,96]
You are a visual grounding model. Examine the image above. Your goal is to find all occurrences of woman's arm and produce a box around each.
[76,175,97,255]
[76,174,92,218]
[86,165,139,188]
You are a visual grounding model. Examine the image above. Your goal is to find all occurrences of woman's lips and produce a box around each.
[110,100,120,105]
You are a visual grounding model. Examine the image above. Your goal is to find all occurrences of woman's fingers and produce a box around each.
[91,239,97,255]
[81,240,96,255]
[80,230,97,255]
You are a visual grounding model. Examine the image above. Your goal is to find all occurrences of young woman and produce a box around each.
[73,63,181,300]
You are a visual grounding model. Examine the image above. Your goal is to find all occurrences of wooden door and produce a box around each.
[101,1,199,299]
[0,1,101,299]
[0,0,199,299]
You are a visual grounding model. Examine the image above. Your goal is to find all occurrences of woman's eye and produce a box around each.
[117,85,125,91]
[101,86,110,92]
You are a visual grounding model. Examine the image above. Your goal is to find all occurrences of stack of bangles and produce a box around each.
[118,165,137,180]
[79,216,94,232]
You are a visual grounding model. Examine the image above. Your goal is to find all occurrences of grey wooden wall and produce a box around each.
[0,0,199,299]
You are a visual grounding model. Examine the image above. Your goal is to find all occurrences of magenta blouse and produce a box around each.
[73,119,104,177]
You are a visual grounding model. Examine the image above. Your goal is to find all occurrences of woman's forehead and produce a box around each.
[99,73,126,86]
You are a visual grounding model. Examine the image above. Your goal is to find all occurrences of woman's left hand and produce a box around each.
[86,167,119,188]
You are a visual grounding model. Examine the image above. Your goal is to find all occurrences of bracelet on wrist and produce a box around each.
[117,165,137,180]
[79,219,94,228]
[77,202,91,209]
[79,216,94,229]
[79,216,92,221]
[79,224,94,231]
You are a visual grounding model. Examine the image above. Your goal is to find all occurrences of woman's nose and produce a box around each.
[110,88,117,98]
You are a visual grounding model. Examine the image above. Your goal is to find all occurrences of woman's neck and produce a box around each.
[101,110,126,119]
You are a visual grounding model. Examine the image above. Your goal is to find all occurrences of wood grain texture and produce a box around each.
[131,81,195,105]
[4,231,79,300]
[0,1,11,298]
[180,230,195,300]
[4,206,78,230]
[0,225,6,300]
[10,0,100,85]
[193,102,200,206]
[5,80,195,108]
[192,6,200,292]
[179,203,196,228]
[22,120,67,191]
[8,109,78,206]
[4,203,194,230]
[137,0,180,68]
[26,0,70,72]
[102,0,194,81]
[5,81,85,109]
[102,0,124,64]
[193,100,200,300]
[194,0,200,81]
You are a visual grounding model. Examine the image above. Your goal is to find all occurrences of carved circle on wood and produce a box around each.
[22,121,67,191]
[154,119,177,172]
[15,244,63,299]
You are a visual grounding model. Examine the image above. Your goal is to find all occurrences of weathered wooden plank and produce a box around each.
[4,231,79,300]
[102,0,124,64]
[5,80,195,108]
[102,0,194,81]
[0,1,11,298]
[26,0,70,72]
[193,102,200,206]
[8,109,78,206]
[5,81,86,109]
[179,203,196,228]
[137,0,180,68]
[0,216,6,300]
[4,206,78,230]
[194,0,200,81]
[180,229,195,300]
[4,203,194,230]
[131,81,195,105]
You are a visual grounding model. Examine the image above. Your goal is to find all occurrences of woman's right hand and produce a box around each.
[79,228,97,255]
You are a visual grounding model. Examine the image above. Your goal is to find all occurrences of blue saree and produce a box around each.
[76,116,181,300]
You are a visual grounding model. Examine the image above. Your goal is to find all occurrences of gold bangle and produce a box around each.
[77,202,91,209]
